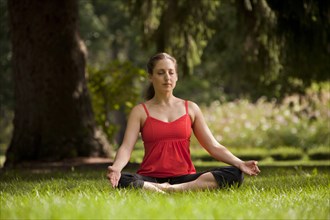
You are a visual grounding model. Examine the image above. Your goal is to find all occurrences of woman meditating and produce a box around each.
[107,52,260,193]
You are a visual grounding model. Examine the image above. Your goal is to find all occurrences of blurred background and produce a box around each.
[0,0,329,165]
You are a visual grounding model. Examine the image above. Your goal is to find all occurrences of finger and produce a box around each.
[110,179,116,188]
[112,179,119,188]
[250,171,258,176]
[254,163,261,172]
[107,172,115,179]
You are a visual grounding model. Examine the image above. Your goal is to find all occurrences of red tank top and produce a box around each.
[137,100,196,178]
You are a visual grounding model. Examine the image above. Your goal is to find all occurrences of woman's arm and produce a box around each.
[107,105,143,187]
[190,102,260,176]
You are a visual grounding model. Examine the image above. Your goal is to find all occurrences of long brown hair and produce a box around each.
[145,52,177,100]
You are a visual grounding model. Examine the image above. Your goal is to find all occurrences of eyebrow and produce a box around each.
[156,68,175,71]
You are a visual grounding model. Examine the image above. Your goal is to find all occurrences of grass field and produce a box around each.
[1,166,329,220]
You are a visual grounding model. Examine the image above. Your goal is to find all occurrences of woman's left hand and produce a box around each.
[238,160,261,176]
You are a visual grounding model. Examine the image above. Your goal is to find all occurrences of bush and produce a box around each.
[190,148,215,162]
[270,147,303,161]
[190,148,268,162]
[195,82,330,151]
[88,61,147,143]
[233,148,268,161]
[308,146,330,160]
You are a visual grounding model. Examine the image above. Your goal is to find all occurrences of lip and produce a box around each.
[163,83,172,86]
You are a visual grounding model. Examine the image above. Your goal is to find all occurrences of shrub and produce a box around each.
[194,82,330,152]
[233,148,268,161]
[190,148,215,162]
[308,146,330,160]
[270,147,303,161]
[190,148,268,162]
[88,61,147,143]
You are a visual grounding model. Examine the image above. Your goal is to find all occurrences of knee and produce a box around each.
[213,166,244,188]
[118,173,144,188]
[223,166,244,187]
[233,167,244,187]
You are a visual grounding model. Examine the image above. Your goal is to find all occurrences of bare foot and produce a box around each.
[143,182,167,194]
[156,182,171,191]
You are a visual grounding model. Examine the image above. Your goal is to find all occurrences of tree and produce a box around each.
[4,0,112,167]
[128,0,219,77]
[201,0,329,101]
[267,0,330,85]
[0,0,14,154]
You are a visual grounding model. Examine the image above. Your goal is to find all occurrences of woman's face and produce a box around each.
[150,58,178,93]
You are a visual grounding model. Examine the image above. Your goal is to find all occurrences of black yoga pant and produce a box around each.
[118,166,244,189]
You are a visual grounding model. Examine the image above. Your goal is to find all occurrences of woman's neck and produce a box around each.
[151,93,177,105]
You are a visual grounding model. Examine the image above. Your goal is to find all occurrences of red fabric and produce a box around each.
[137,100,196,178]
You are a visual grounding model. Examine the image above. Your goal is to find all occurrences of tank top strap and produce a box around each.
[185,100,189,114]
[141,103,150,116]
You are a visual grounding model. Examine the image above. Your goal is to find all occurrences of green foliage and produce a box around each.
[201,0,282,100]
[78,0,151,68]
[232,148,269,161]
[190,147,268,162]
[88,61,147,142]
[201,0,329,101]
[1,0,329,159]
[127,0,219,76]
[1,168,329,219]
[174,75,223,104]
[308,146,330,160]
[268,0,330,84]
[270,146,303,161]
[199,83,330,150]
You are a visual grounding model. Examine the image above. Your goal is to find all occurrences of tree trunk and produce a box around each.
[5,0,112,167]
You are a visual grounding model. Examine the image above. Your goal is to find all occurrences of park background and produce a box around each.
[0,0,329,166]
[0,0,329,219]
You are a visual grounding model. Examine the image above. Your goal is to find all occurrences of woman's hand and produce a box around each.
[238,161,261,176]
[107,166,121,188]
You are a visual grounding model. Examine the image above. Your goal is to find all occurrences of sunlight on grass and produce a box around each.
[1,168,329,219]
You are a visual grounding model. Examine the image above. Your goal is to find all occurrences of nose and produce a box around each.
[164,73,170,81]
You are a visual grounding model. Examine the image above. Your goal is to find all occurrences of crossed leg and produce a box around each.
[118,167,243,193]
[143,172,218,193]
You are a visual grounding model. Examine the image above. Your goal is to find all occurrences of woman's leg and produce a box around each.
[118,167,243,193]
[143,182,168,193]
[154,172,218,192]
[153,166,244,192]
[118,173,166,193]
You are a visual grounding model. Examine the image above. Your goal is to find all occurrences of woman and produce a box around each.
[107,52,260,193]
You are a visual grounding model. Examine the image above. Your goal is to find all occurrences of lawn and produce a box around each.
[0,166,329,219]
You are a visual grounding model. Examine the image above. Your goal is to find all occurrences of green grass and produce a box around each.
[1,167,329,219]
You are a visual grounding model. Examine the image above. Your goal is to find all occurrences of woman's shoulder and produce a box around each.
[186,100,203,123]
[187,100,201,112]
[129,103,146,117]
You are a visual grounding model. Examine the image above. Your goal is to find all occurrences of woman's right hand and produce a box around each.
[107,165,121,188]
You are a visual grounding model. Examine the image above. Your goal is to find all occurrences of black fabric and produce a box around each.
[118,166,244,189]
